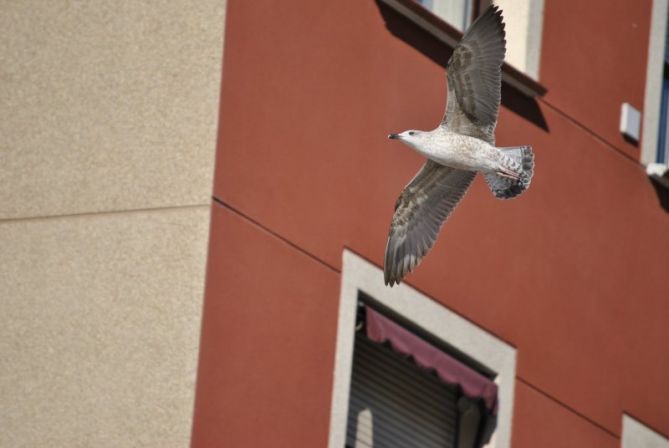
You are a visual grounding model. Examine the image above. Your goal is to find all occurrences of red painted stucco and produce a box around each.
[193,0,669,444]
[191,204,339,447]
[541,0,652,158]
[512,381,618,448]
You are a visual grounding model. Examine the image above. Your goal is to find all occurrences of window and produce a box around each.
[346,330,462,447]
[346,305,496,447]
[417,0,491,32]
[409,0,545,80]
[658,66,669,164]
[655,12,669,165]
[641,0,669,165]
[328,250,517,448]
[621,415,669,448]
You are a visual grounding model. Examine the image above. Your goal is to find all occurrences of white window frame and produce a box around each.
[622,415,669,448]
[413,0,545,80]
[641,0,669,166]
[418,0,474,32]
[328,250,517,448]
[493,0,544,80]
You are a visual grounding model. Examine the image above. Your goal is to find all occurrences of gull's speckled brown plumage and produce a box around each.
[384,6,534,287]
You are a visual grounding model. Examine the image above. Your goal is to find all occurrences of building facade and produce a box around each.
[1,1,225,447]
[192,0,669,447]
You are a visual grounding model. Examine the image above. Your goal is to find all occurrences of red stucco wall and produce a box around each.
[193,0,669,445]
[541,0,651,159]
[191,204,339,447]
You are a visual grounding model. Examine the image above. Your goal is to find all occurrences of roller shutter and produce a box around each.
[345,336,460,448]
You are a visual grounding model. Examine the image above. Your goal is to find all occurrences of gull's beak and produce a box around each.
[388,133,400,140]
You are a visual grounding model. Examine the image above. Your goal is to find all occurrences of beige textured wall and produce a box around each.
[0,208,210,447]
[0,1,225,447]
[0,0,224,218]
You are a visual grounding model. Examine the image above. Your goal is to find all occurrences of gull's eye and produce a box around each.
[408,131,415,136]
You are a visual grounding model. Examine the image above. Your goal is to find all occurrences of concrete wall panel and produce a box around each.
[0,207,210,448]
[0,0,225,219]
[0,1,225,445]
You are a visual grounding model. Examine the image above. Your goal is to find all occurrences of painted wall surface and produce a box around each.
[541,0,651,160]
[194,0,669,445]
[192,204,339,447]
[0,1,225,446]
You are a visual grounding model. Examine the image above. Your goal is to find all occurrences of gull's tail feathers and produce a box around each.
[485,146,534,199]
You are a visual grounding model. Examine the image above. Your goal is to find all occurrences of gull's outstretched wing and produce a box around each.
[384,161,475,286]
[442,6,506,143]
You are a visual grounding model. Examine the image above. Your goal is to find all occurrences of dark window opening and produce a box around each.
[657,12,669,164]
[658,64,669,163]
[345,297,498,448]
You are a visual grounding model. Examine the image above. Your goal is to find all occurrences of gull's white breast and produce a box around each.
[416,130,499,173]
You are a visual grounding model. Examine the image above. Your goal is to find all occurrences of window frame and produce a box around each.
[417,0,487,33]
[641,0,669,166]
[657,67,669,163]
[379,0,546,97]
[328,250,517,448]
[622,415,669,447]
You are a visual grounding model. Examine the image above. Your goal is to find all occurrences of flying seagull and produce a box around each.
[384,5,534,286]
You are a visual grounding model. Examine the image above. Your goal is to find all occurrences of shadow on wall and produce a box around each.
[375,0,549,132]
[649,177,669,213]
[623,134,640,148]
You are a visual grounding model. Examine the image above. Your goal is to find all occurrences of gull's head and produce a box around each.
[388,130,427,147]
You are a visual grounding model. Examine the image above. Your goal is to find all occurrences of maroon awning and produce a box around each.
[365,307,498,415]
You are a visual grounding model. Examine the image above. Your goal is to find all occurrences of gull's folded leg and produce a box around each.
[496,167,520,180]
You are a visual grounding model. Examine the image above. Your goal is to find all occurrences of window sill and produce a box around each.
[647,163,669,213]
[651,174,669,191]
[380,0,548,98]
